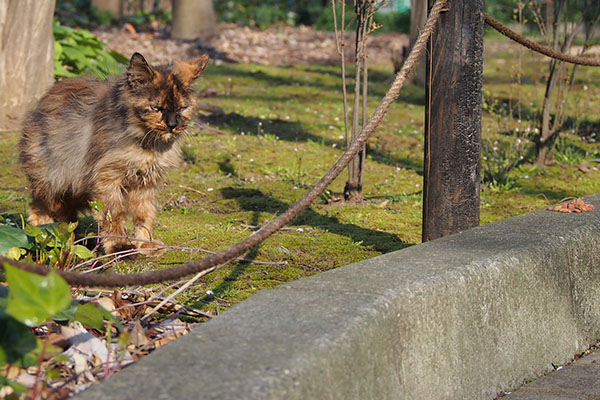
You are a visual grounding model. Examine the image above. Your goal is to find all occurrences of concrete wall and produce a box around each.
[76,195,600,399]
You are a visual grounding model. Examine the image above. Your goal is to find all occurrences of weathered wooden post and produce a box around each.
[422,0,485,242]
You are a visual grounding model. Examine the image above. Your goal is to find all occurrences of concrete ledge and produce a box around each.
[76,195,600,400]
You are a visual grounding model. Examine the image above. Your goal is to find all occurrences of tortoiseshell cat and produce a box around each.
[19,52,209,255]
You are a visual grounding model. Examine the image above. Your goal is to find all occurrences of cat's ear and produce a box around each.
[174,54,209,86]
[127,53,156,88]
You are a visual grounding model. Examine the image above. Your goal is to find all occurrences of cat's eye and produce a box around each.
[150,105,162,112]
[178,106,189,112]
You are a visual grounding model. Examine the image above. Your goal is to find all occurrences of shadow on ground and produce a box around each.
[220,187,411,254]
[203,112,423,173]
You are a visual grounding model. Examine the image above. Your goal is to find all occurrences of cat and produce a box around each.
[19,52,209,256]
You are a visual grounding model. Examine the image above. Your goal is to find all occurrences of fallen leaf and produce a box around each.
[123,23,137,35]
[128,320,149,347]
[547,197,595,213]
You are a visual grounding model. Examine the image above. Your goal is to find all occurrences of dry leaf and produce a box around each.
[128,320,149,347]
[123,22,137,35]
[547,197,595,213]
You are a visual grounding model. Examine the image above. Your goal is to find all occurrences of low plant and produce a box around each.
[482,138,523,192]
[0,263,119,397]
[53,20,129,79]
[554,137,589,165]
[0,214,123,396]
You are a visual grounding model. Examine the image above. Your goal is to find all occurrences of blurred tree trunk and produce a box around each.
[171,0,216,40]
[409,0,427,85]
[0,0,56,131]
[92,0,171,18]
[91,0,122,17]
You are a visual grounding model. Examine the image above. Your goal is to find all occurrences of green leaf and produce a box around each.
[5,247,26,260]
[0,374,27,396]
[73,245,94,260]
[4,263,72,327]
[0,225,30,255]
[109,49,130,65]
[54,40,64,59]
[0,316,38,367]
[53,300,79,323]
[75,302,106,331]
[23,224,42,237]
[88,199,104,211]
[77,301,121,332]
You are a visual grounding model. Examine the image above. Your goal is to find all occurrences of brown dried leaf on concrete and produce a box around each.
[547,197,595,213]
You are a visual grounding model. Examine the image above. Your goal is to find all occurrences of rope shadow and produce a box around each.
[220,187,412,254]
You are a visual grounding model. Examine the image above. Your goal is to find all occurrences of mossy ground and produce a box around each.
[2,36,599,314]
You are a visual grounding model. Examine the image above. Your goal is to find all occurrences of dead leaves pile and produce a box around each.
[547,197,595,213]
[1,290,205,399]
[94,23,408,68]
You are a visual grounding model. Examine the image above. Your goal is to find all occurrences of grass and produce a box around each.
[2,36,600,314]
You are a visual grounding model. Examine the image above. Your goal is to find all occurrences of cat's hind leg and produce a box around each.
[28,196,55,226]
[29,193,83,226]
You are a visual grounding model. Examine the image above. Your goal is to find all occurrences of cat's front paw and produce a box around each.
[137,240,166,257]
[103,240,136,257]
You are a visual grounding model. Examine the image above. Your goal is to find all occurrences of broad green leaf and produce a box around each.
[4,263,72,327]
[0,316,38,367]
[73,244,94,260]
[54,63,77,78]
[23,224,42,237]
[54,40,63,59]
[5,247,26,260]
[0,225,30,255]
[75,302,106,331]
[109,50,130,65]
[53,300,79,323]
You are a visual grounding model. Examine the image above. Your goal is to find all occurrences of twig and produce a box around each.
[240,224,313,232]
[114,295,212,320]
[178,184,205,195]
[140,268,216,321]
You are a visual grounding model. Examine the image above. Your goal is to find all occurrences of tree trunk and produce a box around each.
[0,0,56,131]
[171,0,216,41]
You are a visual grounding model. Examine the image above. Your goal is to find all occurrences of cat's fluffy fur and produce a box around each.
[19,52,209,255]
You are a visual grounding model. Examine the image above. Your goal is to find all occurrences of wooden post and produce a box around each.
[422,0,484,242]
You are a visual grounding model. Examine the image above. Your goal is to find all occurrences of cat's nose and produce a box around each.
[166,114,178,130]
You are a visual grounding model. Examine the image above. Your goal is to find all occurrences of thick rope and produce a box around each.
[0,0,448,287]
[484,12,600,67]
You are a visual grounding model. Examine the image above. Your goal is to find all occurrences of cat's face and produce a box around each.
[124,52,209,145]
